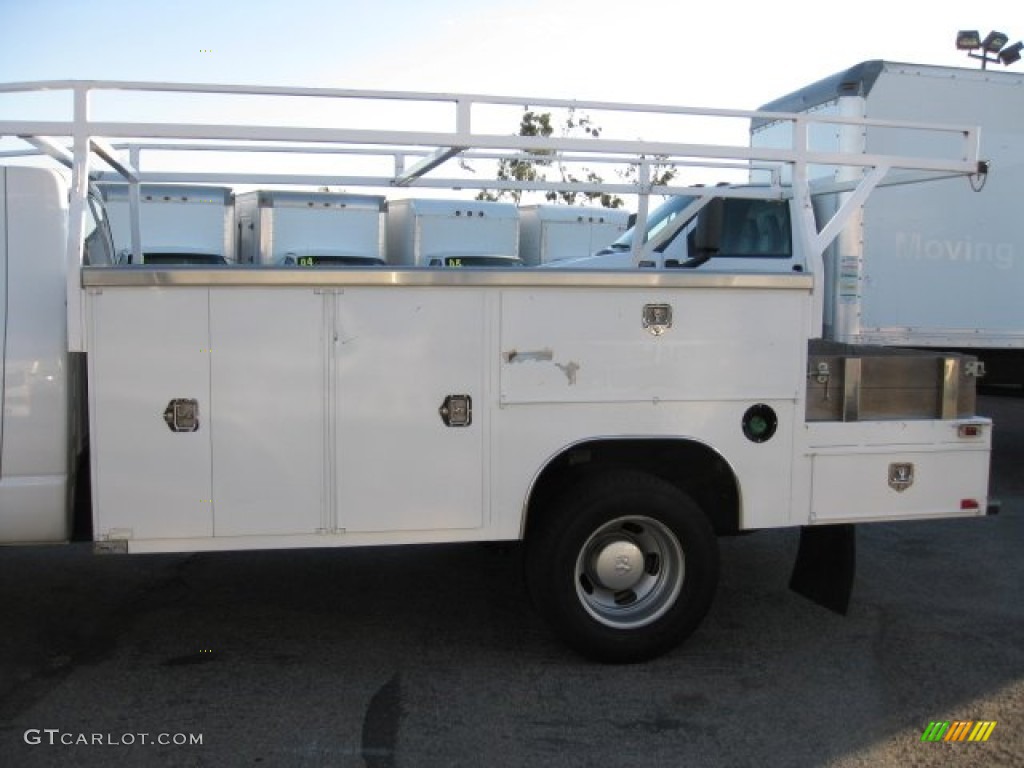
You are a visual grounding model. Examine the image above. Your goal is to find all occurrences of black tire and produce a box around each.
[526,469,718,663]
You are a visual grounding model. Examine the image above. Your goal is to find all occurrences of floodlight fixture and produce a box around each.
[981,31,1009,53]
[999,41,1023,66]
[956,30,981,50]
[958,29,1022,69]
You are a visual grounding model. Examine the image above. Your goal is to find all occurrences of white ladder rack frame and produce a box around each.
[0,79,983,351]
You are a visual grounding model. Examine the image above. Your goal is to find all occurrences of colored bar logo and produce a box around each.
[921,721,997,742]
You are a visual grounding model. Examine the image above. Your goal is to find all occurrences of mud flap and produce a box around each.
[788,524,855,615]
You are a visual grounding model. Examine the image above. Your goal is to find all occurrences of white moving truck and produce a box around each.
[518,205,630,265]
[0,79,995,662]
[751,60,1024,385]
[99,183,233,265]
[386,198,522,267]
[234,190,386,266]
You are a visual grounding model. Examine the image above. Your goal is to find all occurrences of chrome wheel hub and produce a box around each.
[575,516,685,629]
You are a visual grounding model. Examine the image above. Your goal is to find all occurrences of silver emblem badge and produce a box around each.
[888,463,914,492]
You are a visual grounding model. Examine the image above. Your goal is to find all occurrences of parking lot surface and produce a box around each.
[0,394,1020,767]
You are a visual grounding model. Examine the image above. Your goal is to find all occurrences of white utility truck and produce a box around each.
[234,189,387,266]
[0,79,995,662]
[755,61,1024,384]
[385,198,523,267]
[99,183,234,265]
[518,204,630,265]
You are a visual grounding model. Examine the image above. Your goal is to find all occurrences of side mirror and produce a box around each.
[626,212,637,229]
[693,198,724,254]
[675,198,724,269]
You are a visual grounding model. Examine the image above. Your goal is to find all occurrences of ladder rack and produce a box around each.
[0,79,982,187]
[0,79,985,350]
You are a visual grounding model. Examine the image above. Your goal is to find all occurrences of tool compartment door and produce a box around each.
[88,288,213,540]
[805,421,991,523]
[334,288,486,532]
[209,289,324,536]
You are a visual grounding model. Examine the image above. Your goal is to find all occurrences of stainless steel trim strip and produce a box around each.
[81,266,814,290]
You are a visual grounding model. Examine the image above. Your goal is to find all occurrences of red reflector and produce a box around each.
[959,424,982,438]
[961,499,980,510]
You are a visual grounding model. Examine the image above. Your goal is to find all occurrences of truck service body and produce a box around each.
[0,77,995,661]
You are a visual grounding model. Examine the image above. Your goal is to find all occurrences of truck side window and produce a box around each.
[83,196,114,265]
[718,199,792,258]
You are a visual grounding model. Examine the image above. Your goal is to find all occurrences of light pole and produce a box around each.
[957,30,1022,69]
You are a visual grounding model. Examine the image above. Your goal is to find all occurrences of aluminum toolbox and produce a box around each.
[806,341,980,421]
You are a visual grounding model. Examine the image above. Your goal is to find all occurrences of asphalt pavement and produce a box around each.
[0,394,1020,767]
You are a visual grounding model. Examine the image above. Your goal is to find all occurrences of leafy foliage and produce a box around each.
[474,111,554,205]
[474,108,676,208]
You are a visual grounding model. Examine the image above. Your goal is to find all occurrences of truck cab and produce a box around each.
[549,191,801,273]
[0,167,112,543]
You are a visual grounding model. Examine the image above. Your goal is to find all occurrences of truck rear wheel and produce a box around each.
[526,470,718,663]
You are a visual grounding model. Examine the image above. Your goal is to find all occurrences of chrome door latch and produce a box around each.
[642,304,672,336]
[163,398,200,432]
[439,394,472,427]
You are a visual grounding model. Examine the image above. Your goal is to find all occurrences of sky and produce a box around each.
[0,0,1020,190]
[1,0,1019,106]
